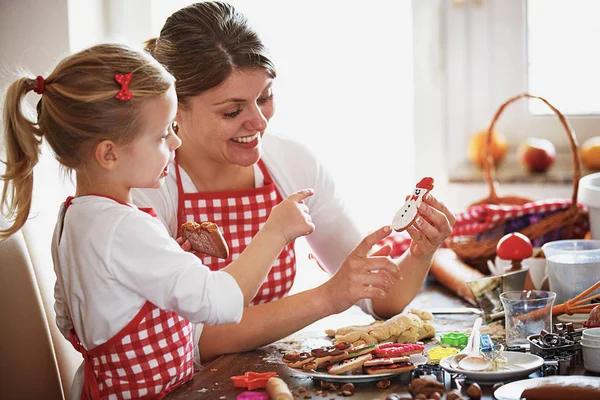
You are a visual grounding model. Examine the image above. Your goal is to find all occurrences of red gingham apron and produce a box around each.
[175,160,296,305]
[63,196,194,399]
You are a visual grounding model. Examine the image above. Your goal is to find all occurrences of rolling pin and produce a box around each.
[266,377,293,400]
[429,248,484,306]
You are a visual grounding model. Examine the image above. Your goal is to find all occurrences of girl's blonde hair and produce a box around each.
[0,43,175,239]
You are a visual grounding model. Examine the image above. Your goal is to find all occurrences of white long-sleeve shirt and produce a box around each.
[52,196,243,350]
[132,133,377,316]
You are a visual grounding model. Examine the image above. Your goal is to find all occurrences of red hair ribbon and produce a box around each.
[34,75,45,94]
[114,73,133,100]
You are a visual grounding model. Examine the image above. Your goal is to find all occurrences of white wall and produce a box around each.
[0,0,80,397]
[1,0,420,377]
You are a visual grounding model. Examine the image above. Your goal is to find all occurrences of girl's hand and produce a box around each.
[266,189,316,244]
[324,226,402,314]
[406,193,456,259]
[176,237,192,252]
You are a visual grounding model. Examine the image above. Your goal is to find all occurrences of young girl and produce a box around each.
[0,43,317,399]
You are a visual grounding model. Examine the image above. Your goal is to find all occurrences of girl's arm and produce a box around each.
[112,190,314,322]
[222,189,314,305]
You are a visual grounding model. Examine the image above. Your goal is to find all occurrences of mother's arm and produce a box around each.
[199,226,400,362]
[371,194,456,318]
[199,287,332,362]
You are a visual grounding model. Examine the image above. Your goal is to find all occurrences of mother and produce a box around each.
[134,1,455,362]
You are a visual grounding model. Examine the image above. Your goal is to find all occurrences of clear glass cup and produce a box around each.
[500,290,556,348]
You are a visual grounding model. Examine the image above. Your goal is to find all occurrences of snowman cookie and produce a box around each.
[392,177,435,232]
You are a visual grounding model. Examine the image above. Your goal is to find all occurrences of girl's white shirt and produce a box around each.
[51,196,244,351]
[132,133,377,318]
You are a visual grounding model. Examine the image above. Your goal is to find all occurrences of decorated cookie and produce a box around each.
[374,343,425,357]
[391,177,435,232]
[363,356,410,367]
[364,361,415,375]
[311,342,352,358]
[302,355,333,371]
[327,354,373,375]
[282,352,314,368]
[347,343,377,357]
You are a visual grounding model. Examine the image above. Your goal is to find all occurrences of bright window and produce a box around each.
[527,0,600,115]
[149,0,416,232]
[439,0,599,171]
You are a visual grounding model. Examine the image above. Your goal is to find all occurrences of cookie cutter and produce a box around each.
[479,333,495,353]
[527,322,584,358]
[231,371,277,390]
[439,332,469,349]
[427,346,459,363]
[237,392,269,400]
[540,350,583,375]
[412,364,445,384]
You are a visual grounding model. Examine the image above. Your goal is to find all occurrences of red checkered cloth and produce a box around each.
[451,199,586,236]
[70,302,194,399]
[378,230,412,258]
[376,199,589,257]
[175,160,296,306]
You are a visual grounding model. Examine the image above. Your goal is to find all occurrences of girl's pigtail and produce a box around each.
[1,77,44,239]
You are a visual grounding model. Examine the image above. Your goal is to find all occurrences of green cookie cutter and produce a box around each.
[440,332,469,349]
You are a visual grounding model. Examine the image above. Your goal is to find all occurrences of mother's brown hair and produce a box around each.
[1,43,174,239]
[146,1,276,108]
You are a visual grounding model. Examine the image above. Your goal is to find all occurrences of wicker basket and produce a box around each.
[447,93,590,272]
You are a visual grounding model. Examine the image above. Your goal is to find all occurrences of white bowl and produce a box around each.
[579,173,600,239]
[581,338,600,348]
[582,343,600,373]
[583,327,600,338]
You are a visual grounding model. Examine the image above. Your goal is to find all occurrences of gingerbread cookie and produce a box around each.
[181,221,229,259]
[363,356,410,367]
[327,353,373,375]
[391,177,435,232]
[347,343,377,357]
[282,352,314,368]
[311,342,352,358]
[364,360,415,375]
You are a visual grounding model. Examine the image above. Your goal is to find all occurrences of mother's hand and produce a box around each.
[406,193,456,259]
[323,226,402,314]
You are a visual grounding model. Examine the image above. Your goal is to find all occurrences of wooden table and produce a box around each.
[167,277,590,399]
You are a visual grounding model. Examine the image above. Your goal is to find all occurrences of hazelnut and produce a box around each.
[428,393,442,400]
[465,383,482,400]
[492,382,504,392]
[340,383,355,394]
[377,379,392,389]
[446,389,464,400]
[384,395,401,400]
[415,395,427,400]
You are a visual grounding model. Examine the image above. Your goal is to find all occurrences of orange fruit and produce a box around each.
[468,129,508,169]
[581,136,600,170]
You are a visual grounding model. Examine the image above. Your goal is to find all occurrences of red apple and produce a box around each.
[517,138,556,173]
